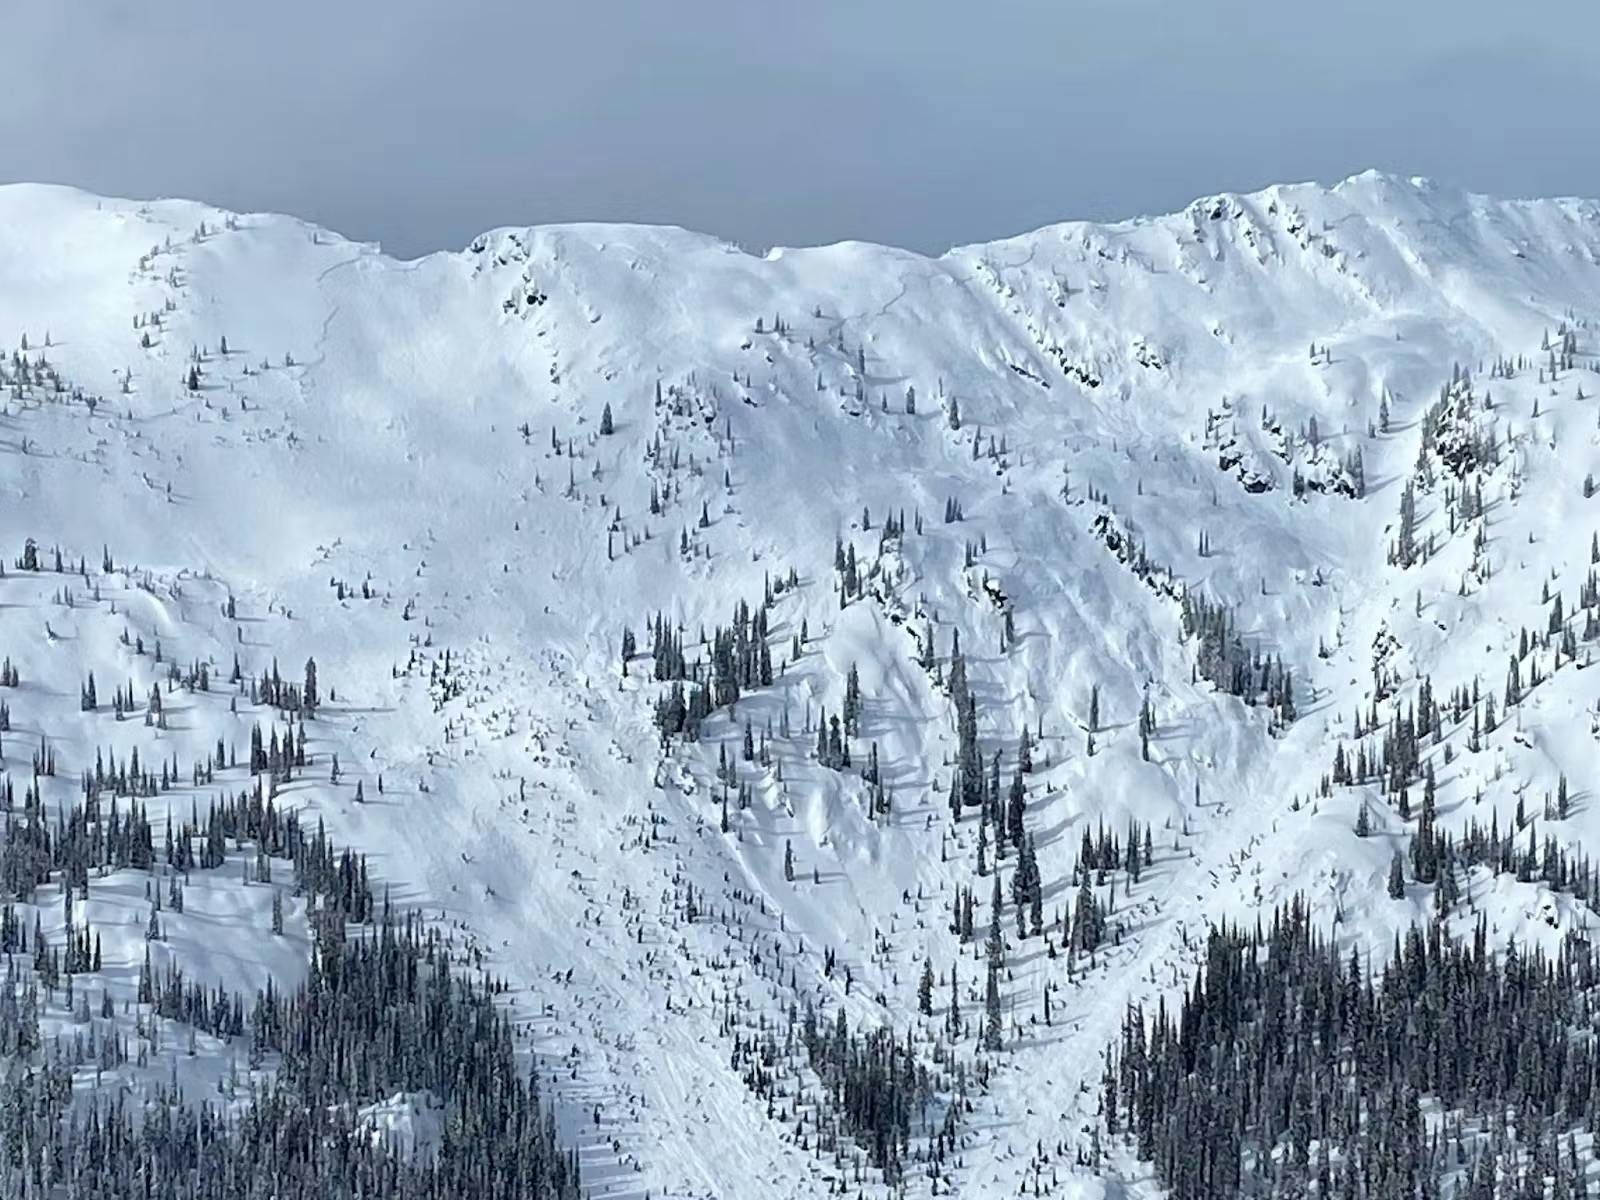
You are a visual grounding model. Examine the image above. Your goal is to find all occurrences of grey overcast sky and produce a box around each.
[4,1,1598,259]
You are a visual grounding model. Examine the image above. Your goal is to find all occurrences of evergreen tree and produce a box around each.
[983,955,1002,1050]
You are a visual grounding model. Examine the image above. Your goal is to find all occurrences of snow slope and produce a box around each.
[3,169,1600,1197]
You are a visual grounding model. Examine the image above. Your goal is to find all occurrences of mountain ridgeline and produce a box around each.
[1,172,1600,1197]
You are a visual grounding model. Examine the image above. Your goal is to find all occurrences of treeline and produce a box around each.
[730,995,963,1189]
[1106,896,1600,1200]
[798,1004,947,1184]
[0,778,576,1198]
[0,913,580,1198]
[3,772,369,921]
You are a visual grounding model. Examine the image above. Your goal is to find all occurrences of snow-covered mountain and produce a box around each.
[3,169,1600,1198]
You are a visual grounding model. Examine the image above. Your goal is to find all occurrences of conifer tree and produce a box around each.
[983,956,1002,1050]
[303,657,318,717]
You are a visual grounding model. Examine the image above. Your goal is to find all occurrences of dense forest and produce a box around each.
[1107,897,1600,1200]
[0,759,578,1199]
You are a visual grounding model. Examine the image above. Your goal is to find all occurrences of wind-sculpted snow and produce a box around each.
[2,170,1600,1196]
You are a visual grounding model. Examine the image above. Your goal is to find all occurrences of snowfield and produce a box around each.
[3,169,1600,1197]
